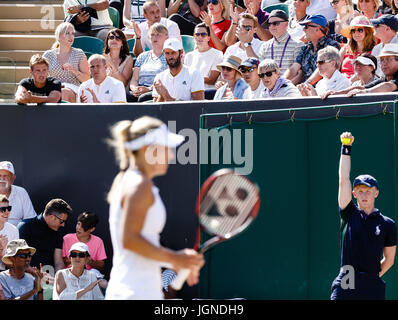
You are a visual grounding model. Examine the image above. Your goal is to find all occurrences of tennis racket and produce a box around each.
[170,168,260,290]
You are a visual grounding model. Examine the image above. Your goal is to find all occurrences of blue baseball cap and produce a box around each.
[371,14,398,32]
[299,15,328,28]
[239,57,260,68]
[353,174,379,189]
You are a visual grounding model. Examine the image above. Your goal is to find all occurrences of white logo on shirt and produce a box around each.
[375,225,381,236]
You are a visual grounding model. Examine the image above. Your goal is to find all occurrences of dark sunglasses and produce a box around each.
[109,34,122,40]
[268,20,287,26]
[259,70,275,78]
[316,59,331,65]
[350,28,364,34]
[239,67,256,73]
[330,0,340,4]
[0,206,11,213]
[294,0,306,2]
[207,0,219,4]
[194,32,208,37]
[221,66,233,71]
[51,214,66,224]
[70,252,88,258]
[240,25,253,31]
[304,24,319,29]
[15,253,32,259]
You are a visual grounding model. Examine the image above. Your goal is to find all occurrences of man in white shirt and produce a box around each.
[371,14,398,77]
[124,0,181,57]
[224,13,263,61]
[259,10,304,75]
[288,0,336,22]
[152,38,204,101]
[0,195,19,271]
[0,161,37,227]
[79,54,127,103]
[240,58,265,99]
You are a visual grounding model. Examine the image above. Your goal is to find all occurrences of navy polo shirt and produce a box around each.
[340,201,397,275]
[18,214,64,269]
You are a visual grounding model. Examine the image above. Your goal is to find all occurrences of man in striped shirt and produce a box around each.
[258,10,304,76]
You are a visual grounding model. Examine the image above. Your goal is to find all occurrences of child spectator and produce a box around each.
[62,211,107,274]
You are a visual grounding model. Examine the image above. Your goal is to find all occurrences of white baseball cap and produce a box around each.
[163,38,183,52]
[0,161,15,174]
[69,242,90,255]
[351,56,376,69]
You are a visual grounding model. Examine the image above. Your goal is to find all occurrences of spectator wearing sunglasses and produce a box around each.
[339,16,376,79]
[103,29,134,90]
[0,239,43,300]
[184,23,223,98]
[224,13,263,61]
[240,58,265,98]
[62,212,107,274]
[371,14,398,77]
[328,0,360,40]
[199,0,231,52]
[214,55,249,99]
[0,195,19,272]
[259,10,304,77]
[78,54,127,103]
[18,198,72,272]
[297,46,350,96]
[54,242,105,300]
[259,59,301,97]
[0,161,37,227]
[284,15,340,85]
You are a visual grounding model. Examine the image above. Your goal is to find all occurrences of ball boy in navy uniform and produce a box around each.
[331,131,397,300]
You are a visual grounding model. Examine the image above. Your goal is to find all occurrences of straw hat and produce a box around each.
[217,55,242,74]
[2,239,36,266]
[341,15,374,38]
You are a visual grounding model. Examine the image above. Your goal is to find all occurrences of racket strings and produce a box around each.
[200,174,259,236]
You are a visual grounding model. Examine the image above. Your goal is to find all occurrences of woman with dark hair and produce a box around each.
[391,0,398,13]
[339,15,376,79]
[103,28,134,88]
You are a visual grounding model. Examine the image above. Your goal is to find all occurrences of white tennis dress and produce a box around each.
[105,169,167,300]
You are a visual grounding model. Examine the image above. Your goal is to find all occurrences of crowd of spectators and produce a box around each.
[0,161,108,300]
[13,0,398,104]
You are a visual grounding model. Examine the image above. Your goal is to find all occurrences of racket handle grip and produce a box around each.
[170,268,190,290]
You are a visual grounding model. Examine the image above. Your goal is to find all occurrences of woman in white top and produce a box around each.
[105,117,204,300]
[297,46,351,97]
[53,242,105,300]
[184,23,223,90]
[43,22,90,102]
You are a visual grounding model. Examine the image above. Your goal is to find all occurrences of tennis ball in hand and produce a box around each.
[341,137,351,145]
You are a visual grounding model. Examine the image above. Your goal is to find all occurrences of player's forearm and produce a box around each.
[379,257,394,277]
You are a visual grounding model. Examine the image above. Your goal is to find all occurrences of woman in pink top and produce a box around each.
[62,212,107,273]
[339,15,376,79]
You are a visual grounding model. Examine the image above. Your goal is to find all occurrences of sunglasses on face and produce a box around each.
[316,59,331,65]
[0,206,11,213]
[239,67,256,73]
[304,24,318,29]
[294,0,306,2]
[51,214,66,224]
[207,0,219,4]
[15,253,32,259]
[268,20,287,27]
[350,28,364,34]
[70,252,88,258]
[109,34,122,40]
[374,24,385,29]
[259,70,275,78]
[330,0,340,5]
[221,66,233,71]
[240,25,253,31]
[194,32,208,37]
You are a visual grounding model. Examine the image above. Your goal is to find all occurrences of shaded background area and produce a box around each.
[1,94,397,299]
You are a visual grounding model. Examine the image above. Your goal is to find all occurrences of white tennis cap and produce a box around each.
[125,124,185,151]
[69,242,90,255]
[163,38,183,52]
[352,56,376,69]
[0,161,15,174]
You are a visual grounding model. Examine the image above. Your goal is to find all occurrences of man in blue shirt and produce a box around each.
[331,132,397,300]
[284,14,340,84]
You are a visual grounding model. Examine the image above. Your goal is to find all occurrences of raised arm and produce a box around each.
[338,132,354,210]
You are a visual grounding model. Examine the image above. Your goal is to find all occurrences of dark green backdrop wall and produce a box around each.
[199,112,398,299]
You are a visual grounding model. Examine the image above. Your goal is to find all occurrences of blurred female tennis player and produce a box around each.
[105,116,204,300]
